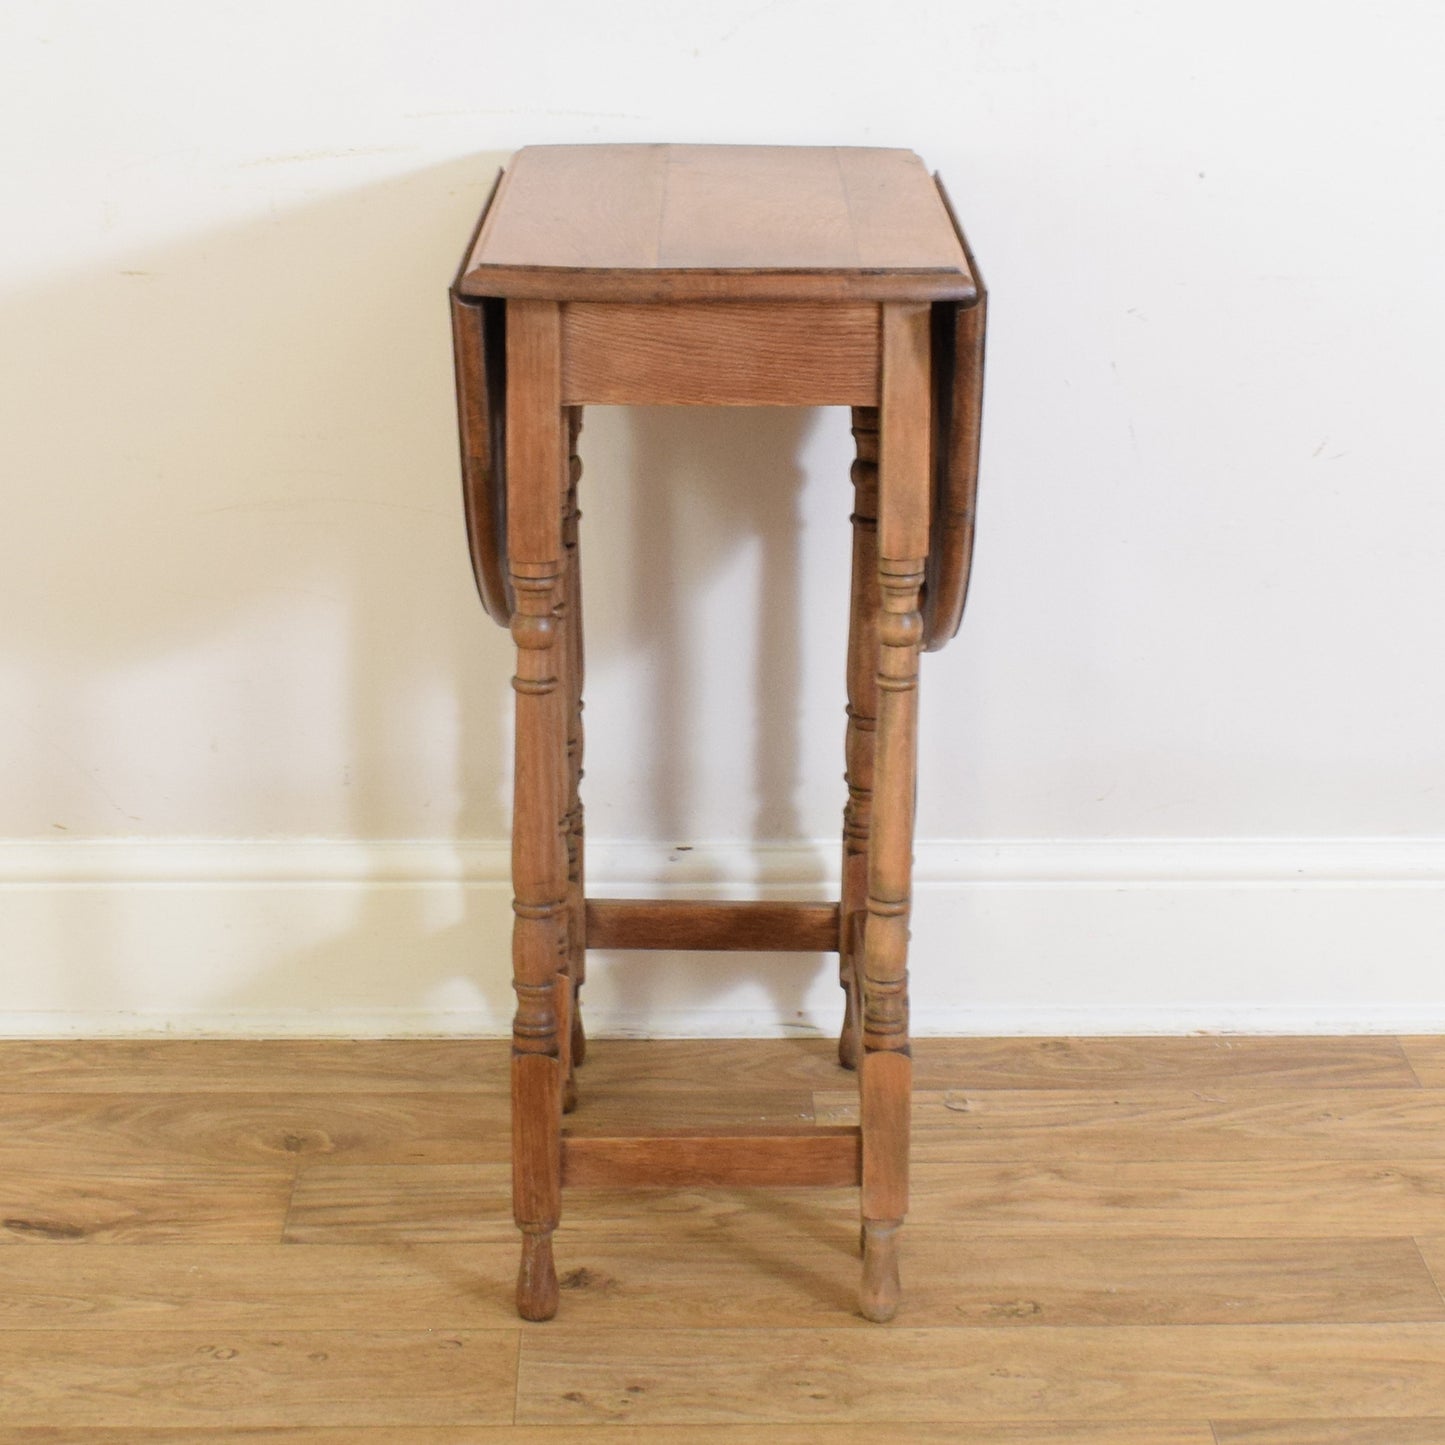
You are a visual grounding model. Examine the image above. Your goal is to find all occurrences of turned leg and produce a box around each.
[552,411,582,1117]
[859,304,931,1323]
[507,300,569,1322]
[563,406,588,1081]
[839,408,880,1071]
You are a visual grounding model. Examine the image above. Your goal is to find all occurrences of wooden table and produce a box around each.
[450,144,986,1323]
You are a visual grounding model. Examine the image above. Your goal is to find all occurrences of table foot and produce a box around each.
[859,1219,901,1322]
[517,1230,559,1321]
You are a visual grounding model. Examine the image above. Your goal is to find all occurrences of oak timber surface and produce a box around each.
[514,1323,1445,1425]
[0,1427,1220,1443]
[5,1236,1433,1332]
[0,1035,1419,1091]
[814,1085,1445,1159]
[4,1035,1445,1436]
[458,145,977,302]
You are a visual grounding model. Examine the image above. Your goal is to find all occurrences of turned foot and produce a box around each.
[859,1219,901,1322]
[517,1230,559,1321]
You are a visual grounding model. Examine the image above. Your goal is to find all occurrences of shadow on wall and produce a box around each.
[2,156,512,1023]
[1,154,844,1034]
[587,404,839,1034]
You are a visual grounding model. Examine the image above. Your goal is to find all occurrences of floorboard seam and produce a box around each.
[1411,1235,1445,1311]
[1398,1035,1430,1088]
[512,1326,526,1425]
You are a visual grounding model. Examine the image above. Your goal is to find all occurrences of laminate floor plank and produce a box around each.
[567,1089,818,1131]
[813,1086,1445,1160]
[0,1035,1415,1094]
[285,1161,907,1246]
[1402,1037,1445,1087]
[0,1089,812,1173]
[905,1159,1445,1236]
[285,1157,1445,1243]
[577,1035,1422,1091]
[0,1168,293,1245]
[577,1038,863,1092]
[911,1036,1421,1091]
[515,1323,1445,1425]
[4,1035,1443,1436]
[1409,1236,1445,1301]
[484,1234,1445,1328]
[284,1163,858,1245]
[284,1163,513,1243]
[7,1235,1430,1332]
[0,1244,519,1329]
[0,1329,519,1427]
[1213,1423,1445,1443]
[0,1039,511,1093]
[0,1424,1219,1444]
[0,1093,500,1169]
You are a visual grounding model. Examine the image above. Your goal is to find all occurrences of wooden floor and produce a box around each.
[2,1036,1445,1441]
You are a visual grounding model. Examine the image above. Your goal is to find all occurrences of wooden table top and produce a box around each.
[456,144,977,304]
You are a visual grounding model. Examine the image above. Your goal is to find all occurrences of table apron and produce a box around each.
[559,299,881,407]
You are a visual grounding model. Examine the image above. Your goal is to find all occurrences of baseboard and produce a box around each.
[1,838,1443,1038]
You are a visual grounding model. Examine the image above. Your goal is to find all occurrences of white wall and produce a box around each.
[2,1,1443,1035]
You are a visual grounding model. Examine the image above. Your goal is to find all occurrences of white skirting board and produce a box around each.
[0,838,1443,1037]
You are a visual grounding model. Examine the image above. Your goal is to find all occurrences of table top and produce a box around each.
[456,144,977,304]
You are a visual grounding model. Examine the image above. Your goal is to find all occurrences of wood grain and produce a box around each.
[284,1155,1445,1246]
[0,1425,1220,1443]
[904,1159,1445,1236]
[564,1088,817,1131]
[64,1232,1413,1334]
[460,145,976,303]
[562,1039,860,1093]
[0,1092,505,1169]
[1402,1037,1445,1086]
[0,1039,511,1093]
[562,1128,861,1190]
[922,175,986,651]
[504,296,569,1320]
[910,1235,1445,1327]
[1214,1425,1445,1444]
[561,405,586,1084]
[1,1168,292,1245]
[185,1035,1402,1099]
[7,1036,1402,1095]
[284,1162,869,1246]
[0,1330,518,1428]
[8,1038,1445,1434]
[838,410,880,1070]
[907,1035,1424,1091]
[0,1244,525,1330]
[560,301,879,406]
[15,1234,1419,1334]
[451,290,510,624]
[814,1086,1445,1161]
[0,1087,811,1173]
[515,1323,1445,1425]
[470,143,669,279]
[1410,1235,1445,1301]
[284,1164,515,1244]
[585,899,840,952]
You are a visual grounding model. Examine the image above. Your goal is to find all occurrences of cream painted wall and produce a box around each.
[2,2,1443,1034]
